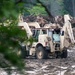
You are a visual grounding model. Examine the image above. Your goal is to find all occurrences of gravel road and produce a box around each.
[0,47,75,75]
[25,47,75,75]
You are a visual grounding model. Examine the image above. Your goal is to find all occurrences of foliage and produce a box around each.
[28,3,48,16]
[0,0,26,22]
[57,0,66,15]
[0,24,27,69]
[0,0,29,71]
[39,0,73,16]
[63,0,74,16]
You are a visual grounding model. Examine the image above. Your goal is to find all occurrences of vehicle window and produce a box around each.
[61,31,64,36]
[42,30,47,34]
[32,30,40,41]
[48,30,52,37]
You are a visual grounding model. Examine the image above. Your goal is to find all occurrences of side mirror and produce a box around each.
[61,31,64,36]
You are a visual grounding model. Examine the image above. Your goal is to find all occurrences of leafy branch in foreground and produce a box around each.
[0,0,28,70]
[0,25,27,69]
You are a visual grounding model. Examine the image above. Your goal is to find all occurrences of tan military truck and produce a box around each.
[18,14,75,59]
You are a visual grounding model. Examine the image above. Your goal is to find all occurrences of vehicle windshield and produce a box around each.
[41,29,47,34]
[31,28,47,41]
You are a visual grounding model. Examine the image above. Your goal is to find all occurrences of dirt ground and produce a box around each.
[25,47,75,75]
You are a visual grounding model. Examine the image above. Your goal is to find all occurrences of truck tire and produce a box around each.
[36,46,47,59]
[55,51,61,58]
[61,49,67,58]
[19,46,27,58]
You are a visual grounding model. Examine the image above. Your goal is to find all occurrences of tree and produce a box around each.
[36,0,53,17]
[0,0,32,74]
[36,0,69,16]
[28,3,48,16]
[63,0,75,17]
